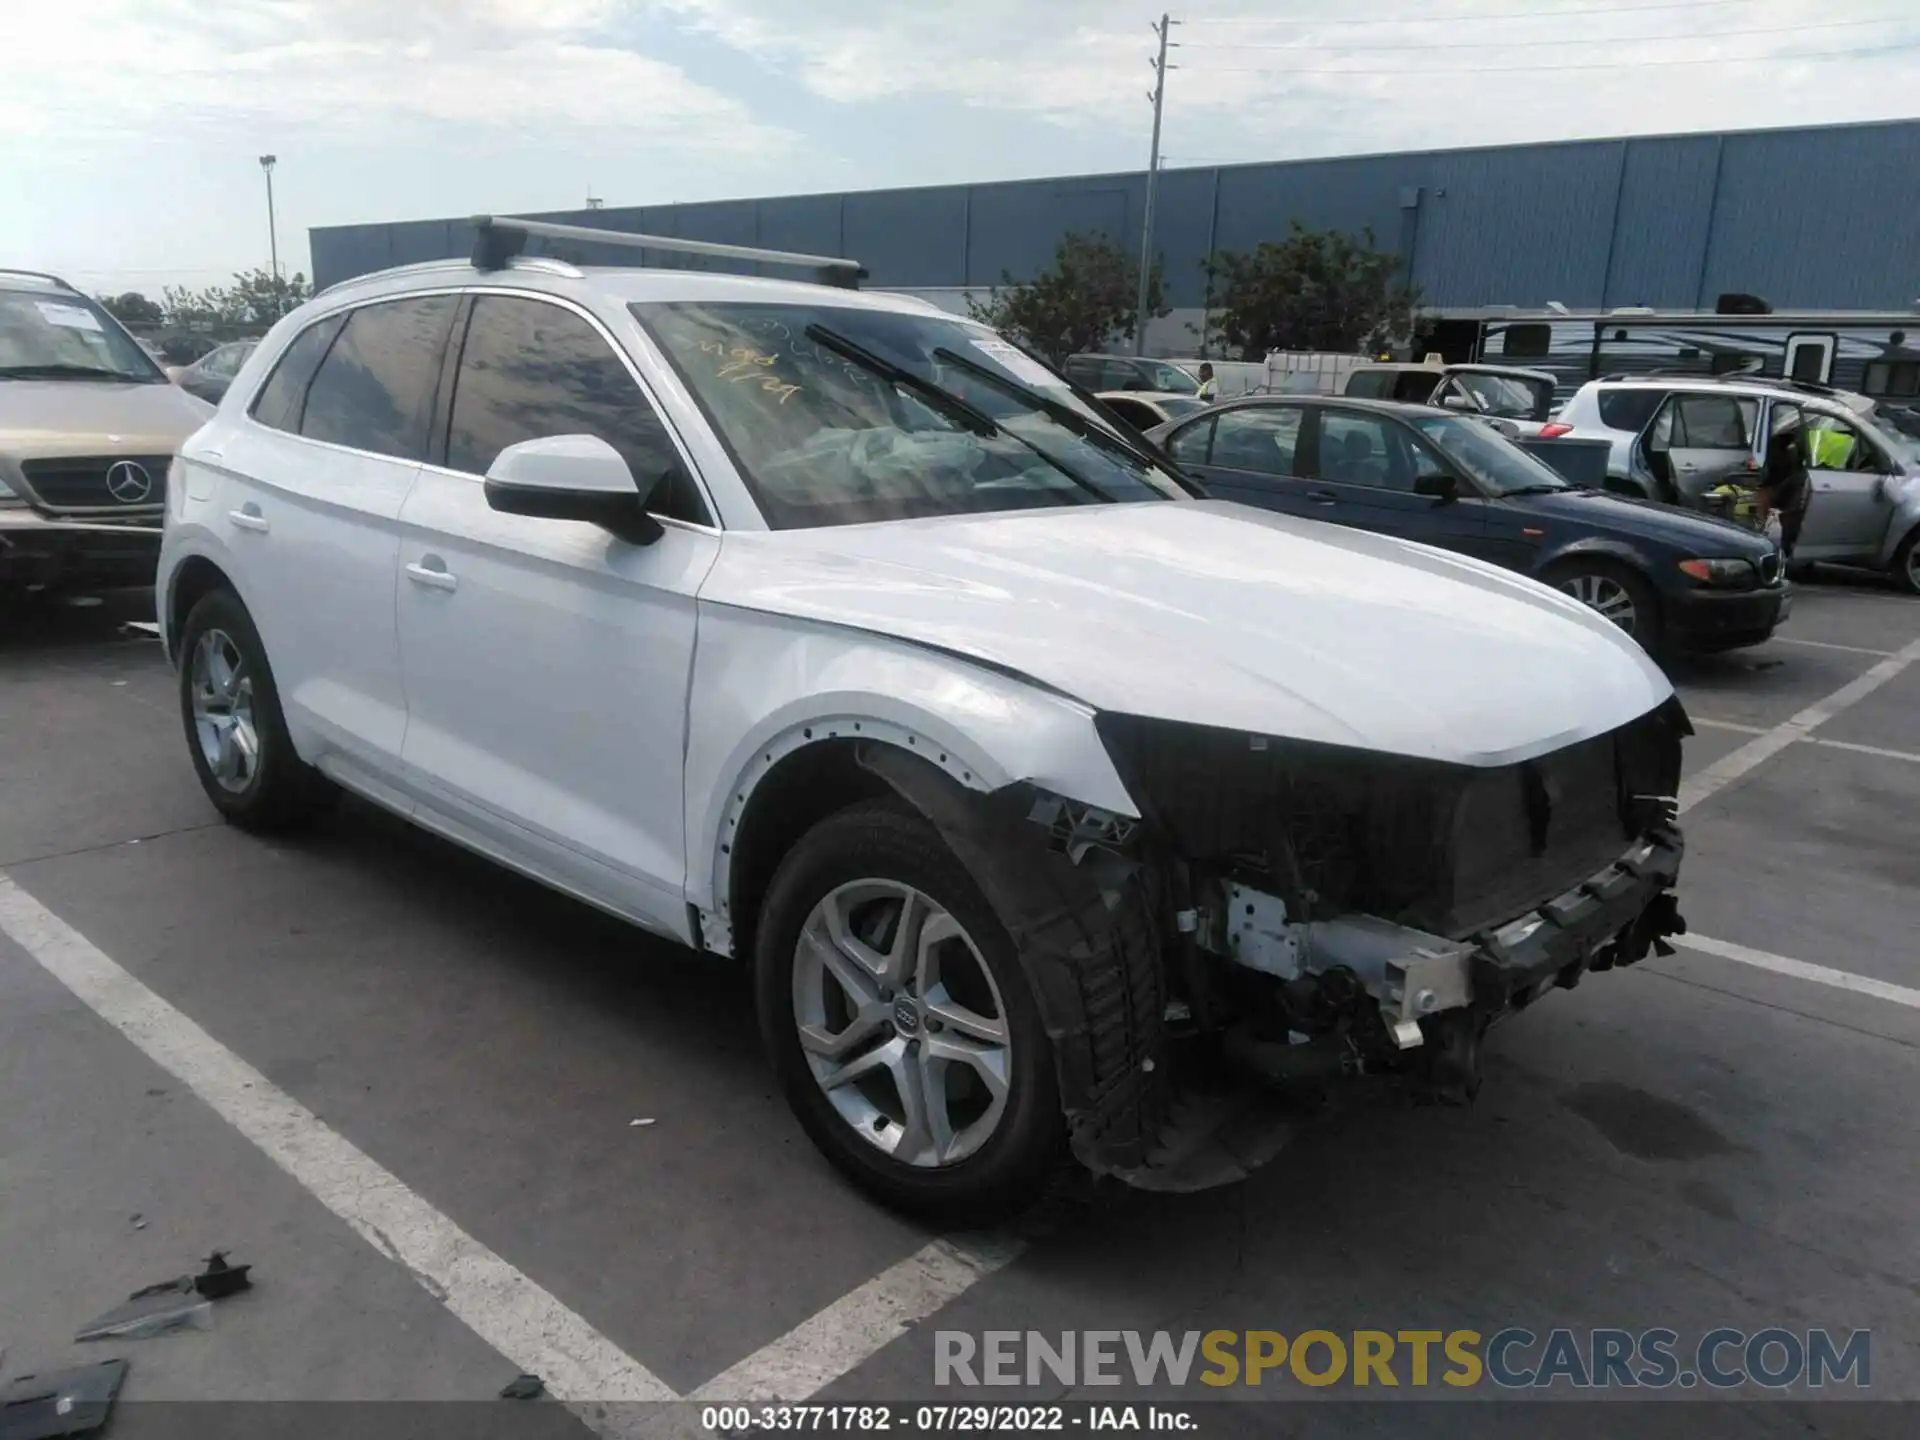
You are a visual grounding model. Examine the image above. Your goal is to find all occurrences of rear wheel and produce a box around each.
[1546,559,1664,652]
[177,588,331,830]
[754,801,1065,1224]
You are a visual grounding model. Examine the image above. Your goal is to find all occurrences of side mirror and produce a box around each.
[1413,471,1458,501]
[1438,391,1471,411]
[483,434,664,545]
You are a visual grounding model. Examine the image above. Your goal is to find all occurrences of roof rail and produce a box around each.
[469,216,866,290]
[0,267,76,291]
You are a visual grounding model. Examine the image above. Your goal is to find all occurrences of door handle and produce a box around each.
[227,506,269,533]
[1675,462,1701,473]
[1305,489,1339,505]
[405,559,458,592]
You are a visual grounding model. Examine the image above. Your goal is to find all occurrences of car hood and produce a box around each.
[0,379,212,457]
[1511,487,1775,555]
[702,500,1674,768]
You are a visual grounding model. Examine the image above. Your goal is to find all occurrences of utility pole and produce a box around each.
[1133,13,1175,356]
[258,155,280,281]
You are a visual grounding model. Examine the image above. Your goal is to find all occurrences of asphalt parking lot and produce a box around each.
[1,580,1916,1438]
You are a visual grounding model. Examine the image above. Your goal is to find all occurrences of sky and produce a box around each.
[4,0,1918,296]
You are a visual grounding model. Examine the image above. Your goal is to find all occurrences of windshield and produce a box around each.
[0,289,164,382]
[1453,371,1553,420]
[1411,413,1570,495]
[1145,362,1199,395]
[634,302,1188,528]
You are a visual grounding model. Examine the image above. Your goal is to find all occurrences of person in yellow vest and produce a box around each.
[1195,363,1219,402]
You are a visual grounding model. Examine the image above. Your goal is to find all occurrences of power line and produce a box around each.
[1183,39,1920,76]
[1185,0,1783,26]
[1178,15,1906,52]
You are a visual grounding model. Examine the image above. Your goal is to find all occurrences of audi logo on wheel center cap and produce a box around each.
[104,460,154,504]
[892,996,921,1036]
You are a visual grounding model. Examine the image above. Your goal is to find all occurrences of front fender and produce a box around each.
[1533,535,1658,582]
[1875,479,1920,567]
[683,603,1138,916]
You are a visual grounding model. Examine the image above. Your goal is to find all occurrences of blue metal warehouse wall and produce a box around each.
[310,119,1920,311]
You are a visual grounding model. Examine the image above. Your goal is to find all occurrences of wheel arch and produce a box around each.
[164,552,240,667]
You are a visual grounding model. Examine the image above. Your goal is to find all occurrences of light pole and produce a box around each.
[1133,14,1176,356]
[258,155,280,281]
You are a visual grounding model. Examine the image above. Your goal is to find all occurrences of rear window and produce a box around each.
[1343,370,1395,398]
[1596,389,1664,432]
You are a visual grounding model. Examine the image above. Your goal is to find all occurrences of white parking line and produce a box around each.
[690,1236,1022,1402]
[1770,636,1897,658]
[1678,637,1920,813]
[0,874,675,1407]
[1689,716,1768,734]
[1677,933,1920,1011]
[1806,736,1920,766]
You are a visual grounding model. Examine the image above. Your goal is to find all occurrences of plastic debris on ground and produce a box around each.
[73,1252,253,1343]
[498,1374,546,1400]
[0,1359,127,1440]
[629,1118,655,1127]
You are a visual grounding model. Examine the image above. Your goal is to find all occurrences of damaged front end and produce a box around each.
[858,696,1690,1190]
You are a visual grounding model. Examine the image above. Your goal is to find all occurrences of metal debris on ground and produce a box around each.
[629,1118,655,1127]
[0,1359,128,1439]
[498,1374,545,1400]
[128,1214,145,1231]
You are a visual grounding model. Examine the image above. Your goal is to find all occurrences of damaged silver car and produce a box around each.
[158,219,1690,1224]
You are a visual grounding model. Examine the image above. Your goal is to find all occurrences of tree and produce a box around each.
[97,291,163,326]
[160,270,312,330]
[966,232,1166,365]
[1205,223,1419,360]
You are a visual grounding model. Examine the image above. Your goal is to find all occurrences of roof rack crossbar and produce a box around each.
[469,216,866,290]
[0,267,76,290]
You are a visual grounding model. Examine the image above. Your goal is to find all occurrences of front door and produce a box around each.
[1304,407,1493,556]
[1174,403,1316,516]
[395,292,720,934]
[1796,410,1899,561]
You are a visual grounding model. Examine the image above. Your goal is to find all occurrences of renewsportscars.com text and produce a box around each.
[934,1328,1871,1391]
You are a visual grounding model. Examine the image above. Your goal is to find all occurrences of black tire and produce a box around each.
[1543,557,1665,655]
[177,587,331,831]
[1893,525,1920,596]
[754,800,1067,1225]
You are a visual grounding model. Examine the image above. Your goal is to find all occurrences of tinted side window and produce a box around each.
[1168,417,1214,465]
[1316,411,1416,492]
[1596,389,1664,432]
[300,296,456,460]
[448,296,706,523]
[1393,371,1440,403]
[1344,370,1394,398]
[1671,394,1757,450]
[1063,358,1101,387]
[1209,407,1305,477]
[250,314,346,435]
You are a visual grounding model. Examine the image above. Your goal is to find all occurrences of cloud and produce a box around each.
[0,0,797,155]
[647,0,1920,156]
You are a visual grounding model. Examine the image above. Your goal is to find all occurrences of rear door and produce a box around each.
[214,295,456,790]
[1174,403,1316,516]
[1634,390,1760,505]
[1797,410,1898,560]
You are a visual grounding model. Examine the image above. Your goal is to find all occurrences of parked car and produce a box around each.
[1344,361,1559,432]
[1063,352,1201,395]
[1550,376,1920,591]
[1148,394,1789,653]
[172,340,258,405]
[159,220,1689,1221]
[1,269,214,595]
[1094,390,1210,431]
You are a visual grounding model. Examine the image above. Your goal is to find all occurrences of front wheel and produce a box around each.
[1545,559,1664,653]
[177,587,331,830]
[1894,525,1920,596]
[754,800,1066,1224]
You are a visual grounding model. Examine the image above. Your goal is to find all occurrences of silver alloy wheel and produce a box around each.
[1906,541,1920,590]
[1558,572,1638,633]
[189,628,261,794]
[793,879,1012,1169]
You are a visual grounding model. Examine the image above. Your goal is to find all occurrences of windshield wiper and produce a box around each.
[1500,483,1570,496]
[930,345,1170,473]
[803,324,1106,500]
[801,325,1000,438]
[0,363,146,381]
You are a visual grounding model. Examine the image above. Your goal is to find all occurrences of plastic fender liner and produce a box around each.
[855,742,1170,1173]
